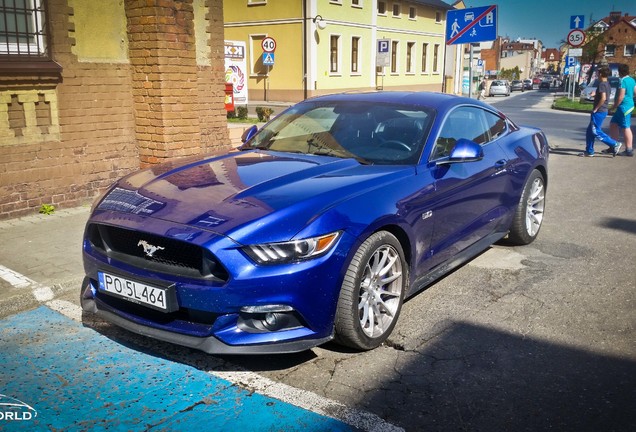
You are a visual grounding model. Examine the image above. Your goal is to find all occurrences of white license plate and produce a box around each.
[98,272,168,311]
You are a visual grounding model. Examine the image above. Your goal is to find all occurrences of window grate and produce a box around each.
[0,0,48,58]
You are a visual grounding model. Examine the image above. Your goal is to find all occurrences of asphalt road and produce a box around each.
[1,90,634,431]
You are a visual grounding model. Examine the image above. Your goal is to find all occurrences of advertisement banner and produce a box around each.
[224,41,248,105]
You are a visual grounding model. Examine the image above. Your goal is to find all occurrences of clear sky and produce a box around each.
[459,0,635,48]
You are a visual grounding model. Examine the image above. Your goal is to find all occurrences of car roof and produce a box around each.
[303,91,475,111]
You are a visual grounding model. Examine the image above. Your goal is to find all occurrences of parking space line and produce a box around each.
[0,264,54,301]
[2,266,404,432]
[0,264,33,289]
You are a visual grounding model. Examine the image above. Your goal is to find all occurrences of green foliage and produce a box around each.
[227,117,260,124]
[581,27,606,69]
[226,109,237,119]
[552,97,589,112]
[236,106,248,119]
[498,66,522,81]
[39,204,55,215]
[255,107,274,122]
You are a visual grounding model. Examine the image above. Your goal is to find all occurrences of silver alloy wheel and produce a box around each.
[358,244,404,338]
[525,176,545,237]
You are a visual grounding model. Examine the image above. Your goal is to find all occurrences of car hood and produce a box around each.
[95,150,412,243]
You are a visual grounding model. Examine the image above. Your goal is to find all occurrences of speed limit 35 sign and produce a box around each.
[567,29,585,47]
[261,37,276,53]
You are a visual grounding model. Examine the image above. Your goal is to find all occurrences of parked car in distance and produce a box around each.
[489,80,510,96]
[579,76,620,103]
[539,80,551,89]
[511,80,524,92]
[523,79,533,90]
[81,91,549,355]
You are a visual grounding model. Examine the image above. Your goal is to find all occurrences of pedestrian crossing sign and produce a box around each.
[263,52,275,66]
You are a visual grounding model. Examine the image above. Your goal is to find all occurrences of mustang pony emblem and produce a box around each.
[137,240,165,257]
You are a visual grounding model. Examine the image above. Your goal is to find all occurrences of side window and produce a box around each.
[430,107,491,160]
[483,111,507,141]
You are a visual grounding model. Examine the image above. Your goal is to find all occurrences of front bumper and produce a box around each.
[80,277,333,354]
[80,211,357,354]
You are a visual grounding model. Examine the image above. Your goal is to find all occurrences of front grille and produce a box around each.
[88,223,228,281]
[96,291,218,334]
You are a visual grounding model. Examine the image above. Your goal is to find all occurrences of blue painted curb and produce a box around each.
[0,306,355,431]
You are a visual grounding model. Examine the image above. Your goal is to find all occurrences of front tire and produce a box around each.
[334,231,407,350]
[507,169,546,245]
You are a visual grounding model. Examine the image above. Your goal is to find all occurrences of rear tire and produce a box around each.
[507,169,546,245]
[334,231,407,350]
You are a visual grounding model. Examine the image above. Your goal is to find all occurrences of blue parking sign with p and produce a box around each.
[378,39,390,53]
[565,56,576,67]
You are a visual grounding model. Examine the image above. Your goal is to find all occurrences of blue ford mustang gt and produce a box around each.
[81,92,548,354]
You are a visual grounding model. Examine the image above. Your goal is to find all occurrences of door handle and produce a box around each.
[495,159,507,171]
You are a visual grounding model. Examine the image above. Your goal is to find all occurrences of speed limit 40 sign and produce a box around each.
[261,37,276,53]
[567,29,585,47]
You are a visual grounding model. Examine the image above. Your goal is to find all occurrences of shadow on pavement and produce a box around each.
[82,312,636,431]
[361,321,636,431]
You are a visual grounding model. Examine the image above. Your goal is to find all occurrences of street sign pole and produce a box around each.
[265,65,269,102]
[261,37,276,102]
[469,44,474,98]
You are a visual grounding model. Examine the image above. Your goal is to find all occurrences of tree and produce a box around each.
[581,27,605,64]
[499,66,521,81]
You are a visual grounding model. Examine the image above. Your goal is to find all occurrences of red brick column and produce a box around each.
[125,0,203,166]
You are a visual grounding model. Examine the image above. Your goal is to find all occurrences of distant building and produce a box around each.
[479,37,502,77]
[498,38,542,79]
[223,0,452,102]
[584,11,636,74]
[541,49,561,73]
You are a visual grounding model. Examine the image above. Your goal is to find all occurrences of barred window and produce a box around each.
[0,0,47,57]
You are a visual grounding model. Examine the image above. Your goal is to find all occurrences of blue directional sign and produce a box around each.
[570,15,585,29]
[563,56,579,76]
[446,5,497,45]
[262,52,275,66]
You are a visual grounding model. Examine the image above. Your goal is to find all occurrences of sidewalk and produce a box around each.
[0,206,89,318]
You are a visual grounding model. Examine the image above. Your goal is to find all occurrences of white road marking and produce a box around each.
[3,265,404,432]
[0,264,33,288]
[215,371,404,432]
[0,264,54,300]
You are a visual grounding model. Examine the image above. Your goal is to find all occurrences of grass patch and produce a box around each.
[227,117,261,125]
[552,97,592,112]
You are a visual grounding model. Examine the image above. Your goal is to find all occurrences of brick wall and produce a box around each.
[0,0,229,220]
[198,0,230,154]
[601,20,636,74]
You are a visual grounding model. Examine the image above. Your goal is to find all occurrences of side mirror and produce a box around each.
[436,138,484,165]
[241,125,258,144]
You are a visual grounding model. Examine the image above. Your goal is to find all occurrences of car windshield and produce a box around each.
[492,81,505,86]
[243,101,434,165]
[589,77,620,89]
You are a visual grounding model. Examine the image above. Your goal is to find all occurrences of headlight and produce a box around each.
[242,232,341,265]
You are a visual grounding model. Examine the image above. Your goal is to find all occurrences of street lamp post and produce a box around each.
[302,10,327,100]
